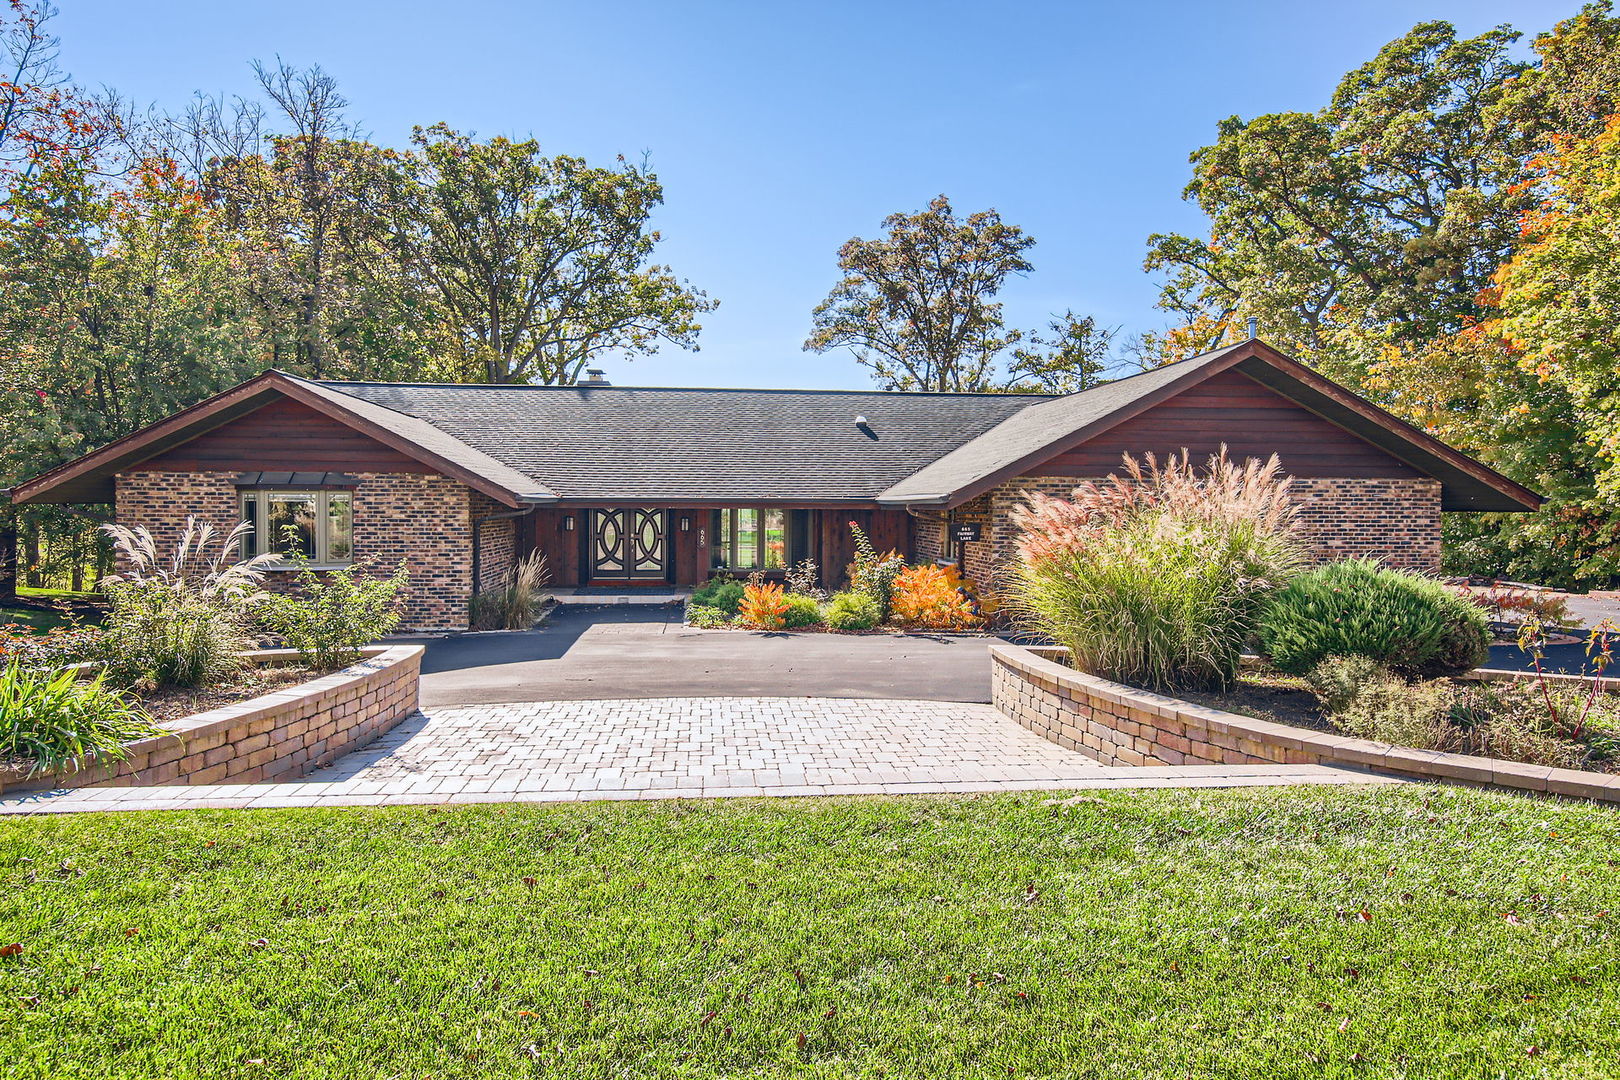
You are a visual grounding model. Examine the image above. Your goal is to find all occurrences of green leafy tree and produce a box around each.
[1006,311,1117,393]
[1143,20,1536,376]
[388,124,713,385]
[805,195,1035,392]
[176,62,431,380]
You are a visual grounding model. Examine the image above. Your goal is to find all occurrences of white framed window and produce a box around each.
[239,489,354,567]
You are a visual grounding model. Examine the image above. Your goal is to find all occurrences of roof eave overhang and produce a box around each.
[10,371,549,510]
[880,345,1255,510]
[877,340,1543,513]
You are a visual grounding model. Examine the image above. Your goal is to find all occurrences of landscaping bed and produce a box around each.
[3,786,1617,1078]
[2,518,419,790]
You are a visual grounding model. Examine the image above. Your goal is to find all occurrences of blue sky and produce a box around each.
[58,0,1571,389]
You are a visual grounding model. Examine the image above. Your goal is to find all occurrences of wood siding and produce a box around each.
[812,508,913,590]
[1032,369,1421,479]
[142,399,432,474]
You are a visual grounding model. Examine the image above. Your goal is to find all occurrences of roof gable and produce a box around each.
[876,340,1541,512]
[10,372,555,507]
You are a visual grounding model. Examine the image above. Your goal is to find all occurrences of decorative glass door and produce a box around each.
[591,509,666,579]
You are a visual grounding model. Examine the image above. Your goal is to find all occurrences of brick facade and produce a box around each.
[115,470,479,631]
[470,491,520,592]
[929,474,1444,596]
[1289,477,1441,570]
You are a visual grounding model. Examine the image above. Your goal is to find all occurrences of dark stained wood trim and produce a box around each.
[9,373,289,504]
[546,498,889,509]
[934,347,1253,509]
[11,371,531,509]
[268,378,525,508]
[1237,342,1542,510]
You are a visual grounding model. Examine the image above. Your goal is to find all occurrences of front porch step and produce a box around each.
[551,587,690,606]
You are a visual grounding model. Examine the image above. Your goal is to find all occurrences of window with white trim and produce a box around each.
[239,490,354,566]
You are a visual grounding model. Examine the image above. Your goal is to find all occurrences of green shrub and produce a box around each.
[782,594,825,628]
[1305,657,1461,750]
[846,523,905,619]
[825,591,880,631]
[1008,451,1306,691]
[470,552,551,631]
[1305,657,1596,768]
[691,577,745,616]
[685,604,732,629]
[100,518,273,688]
[0,663,160,777]
[262,557,409,671]
[0,624,105,669]
[1451,681,1596,769]
[1258,560,1490,678]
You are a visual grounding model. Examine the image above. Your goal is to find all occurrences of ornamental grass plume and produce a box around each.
[1008,448,1307,691]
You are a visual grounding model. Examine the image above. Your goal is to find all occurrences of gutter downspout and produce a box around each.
[471,506,538,598]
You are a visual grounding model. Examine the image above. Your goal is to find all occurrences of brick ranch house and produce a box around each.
[10,338,1540,630]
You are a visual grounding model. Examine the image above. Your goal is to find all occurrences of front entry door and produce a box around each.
[591,508,667,580]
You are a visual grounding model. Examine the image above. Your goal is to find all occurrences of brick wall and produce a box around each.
[115,470,477,630]
[1290,477,1441,570]
[956,474,1443,596]
[470,491,519,592]
[0,646,423,795]
[988,640,1620,803]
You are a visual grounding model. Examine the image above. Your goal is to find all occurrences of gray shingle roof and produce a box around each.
[313,381,1053,501]
[286,376,558,502]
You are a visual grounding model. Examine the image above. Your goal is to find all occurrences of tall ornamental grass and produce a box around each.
[100,518,275,688]
[468,551,550,632]
[1008,450,1306,691]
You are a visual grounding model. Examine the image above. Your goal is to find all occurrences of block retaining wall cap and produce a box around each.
[989,639,1620,804]
[0,645,423,795]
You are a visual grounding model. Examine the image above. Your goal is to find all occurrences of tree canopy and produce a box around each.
[1142,2,1620,588]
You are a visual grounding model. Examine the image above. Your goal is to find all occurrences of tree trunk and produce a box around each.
[0,500,17,604]
[23,520,41,590]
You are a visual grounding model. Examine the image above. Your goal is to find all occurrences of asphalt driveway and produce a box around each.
[408,605,994,707]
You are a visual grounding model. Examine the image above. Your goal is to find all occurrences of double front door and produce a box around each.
[590,508,667,580]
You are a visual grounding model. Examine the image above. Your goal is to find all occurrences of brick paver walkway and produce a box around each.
[0,697,1403,814]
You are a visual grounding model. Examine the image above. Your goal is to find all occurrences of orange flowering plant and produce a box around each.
[738,581,790,630]
[890,564,980,629]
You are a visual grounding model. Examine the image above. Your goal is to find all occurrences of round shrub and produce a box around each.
[1257,560,1489,678]
[824,591,880,632]
[782,594,825,628]
[690,577,745,616]
[685,604,732,629]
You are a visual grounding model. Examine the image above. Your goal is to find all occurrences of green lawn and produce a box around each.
[2,787,1617,1079]
[0,604,72,634]
[15,586,102,603]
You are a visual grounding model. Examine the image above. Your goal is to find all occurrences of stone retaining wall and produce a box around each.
[989,639,1620,803]
[0,645,423,795]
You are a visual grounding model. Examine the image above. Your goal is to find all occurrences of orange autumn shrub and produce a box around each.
[890,564,980,629]
[738,581,790,629]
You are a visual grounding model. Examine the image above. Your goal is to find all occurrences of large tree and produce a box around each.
[1005,311,1117,394]
[1142,20,1537,376]
[388,125,712,385]
[174,62,429,381]
[805,195,1036,392]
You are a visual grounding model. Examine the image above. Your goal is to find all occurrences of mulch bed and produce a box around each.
[1176,672,1332,733]
[133,665,313,726]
